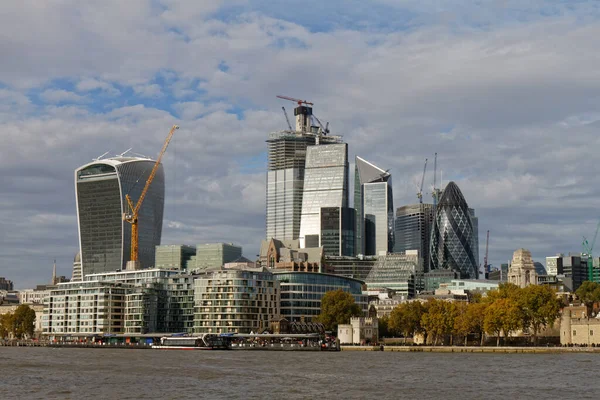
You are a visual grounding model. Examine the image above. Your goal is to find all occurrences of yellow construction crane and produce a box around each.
[123,124,179,269]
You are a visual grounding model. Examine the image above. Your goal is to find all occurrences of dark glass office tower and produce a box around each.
[430,181,478,279]
[75,156,164,276]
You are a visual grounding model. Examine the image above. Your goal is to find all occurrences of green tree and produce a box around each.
[12,305,36,339]
[575,281,600,315]
[421,299,455,345]
[378,315,391,338]
[452,302,471,346]
[317,289,362,332]
[484,298,522,346]
[0,313,13,339]
[520,285,562,345]
[466,302,488,346]
[389,301,425,342]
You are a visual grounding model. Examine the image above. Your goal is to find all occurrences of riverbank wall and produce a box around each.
[341,345,600,353]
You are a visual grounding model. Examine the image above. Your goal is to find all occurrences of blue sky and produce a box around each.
[2,0,600,287]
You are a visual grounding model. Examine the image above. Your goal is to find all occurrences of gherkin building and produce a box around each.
[430,181,478,279]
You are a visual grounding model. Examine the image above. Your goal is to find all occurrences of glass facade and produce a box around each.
[354,156,394,256]
[364,253,419,298]
[394,204,434,273]
[155,245,197,270]
[320,207,355,257]
[265,131,342,241]
[299,143,349,248]
[430,182,478,279]
[273,271,367,322]
[189,243,242,271]
[75,157,165,275]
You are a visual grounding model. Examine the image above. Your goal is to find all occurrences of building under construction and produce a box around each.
[266,97,342,241]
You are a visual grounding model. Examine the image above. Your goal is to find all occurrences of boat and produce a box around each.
[152,334,231,350]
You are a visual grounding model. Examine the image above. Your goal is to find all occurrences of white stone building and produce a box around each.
[508,248,537,288]
[337,317,379,345]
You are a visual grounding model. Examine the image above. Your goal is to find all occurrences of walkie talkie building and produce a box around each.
[75,156,164,276]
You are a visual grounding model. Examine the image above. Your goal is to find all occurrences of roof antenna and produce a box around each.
[93,151,110,161]
[119,148,133,157]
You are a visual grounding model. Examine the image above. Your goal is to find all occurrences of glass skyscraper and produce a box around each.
[299,143,349,248]
[429,181,478,279]
[354,156,394,256]
[394,203,434,272]
[320,207,355,257]
[75,156,164,276]
[265,107,342,241]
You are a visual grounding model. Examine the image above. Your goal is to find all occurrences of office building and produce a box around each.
[193,267,280,334]
[354,156,394,256]
[507,248,537,288]
[424,269,460,291]
[364,252,420,298]
[0,277,13,291]
[188,243,242,271]
[155,245,196,270]
[546,254,564,276]
[562,253,588,292]
[320,207,355,257]
[469,208,479,268]
[394,203,434,272]
[266,104,343,241]
[430,182,478,279]
[71,252,82,282]
[273,271,367,322]
[325,255,379,281]
[299,143,349,248]
[75,156,165,275]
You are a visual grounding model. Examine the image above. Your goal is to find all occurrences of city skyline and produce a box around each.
[2,1,600,288]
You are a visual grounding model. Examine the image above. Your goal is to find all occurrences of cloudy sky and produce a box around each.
[2,0,600,288]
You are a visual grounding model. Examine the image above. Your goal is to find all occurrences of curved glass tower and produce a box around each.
[430,181,477,279]
[75,156,164,276]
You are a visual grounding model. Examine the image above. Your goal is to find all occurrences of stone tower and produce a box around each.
[508,248,537,288]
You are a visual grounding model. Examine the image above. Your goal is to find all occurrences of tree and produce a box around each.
[12,305,36,339]
[452,302,471,346]
[317,289,362,332]
[484,298,522,346]
[575,281,600,316]
[466,302,488,346]
[378,315,391,338]
[389,301,425,342]
[421,299,454,345]
[0,313,13,339]
[520,285,562,345]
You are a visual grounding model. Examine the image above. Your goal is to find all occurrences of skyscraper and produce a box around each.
[430,181,478,279]
[394,203,434,272]
[299,143,349,248]
[266,105,342,241]
[354,156,394,256]
[75,156,164,276]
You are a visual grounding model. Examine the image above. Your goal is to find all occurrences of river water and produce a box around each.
[0,348,598,399]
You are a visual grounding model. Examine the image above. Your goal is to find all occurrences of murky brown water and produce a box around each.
[0,347,598,399]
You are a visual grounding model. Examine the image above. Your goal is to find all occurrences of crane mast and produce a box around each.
[483,230,490,278]
[417,158,428,204]
[582,217,600,282]
[123,124,179,270]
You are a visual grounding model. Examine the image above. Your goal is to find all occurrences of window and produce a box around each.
[591,330,594,336]
[573,330,577,336]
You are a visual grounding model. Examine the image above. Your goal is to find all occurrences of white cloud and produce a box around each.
[39,89,86,103]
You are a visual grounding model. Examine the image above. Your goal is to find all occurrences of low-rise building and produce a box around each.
[155,244,196,270]
[273,271,367,322]
[0,277,14,291]
[338,317,378,345]
[259,238,326,273]
[325,255,378,280]
[0,304,44,338]
[18,288,51,304]
[189,243,242,271]
[560,305,600,346]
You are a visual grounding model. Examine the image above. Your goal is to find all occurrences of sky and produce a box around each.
[2,0,600,288]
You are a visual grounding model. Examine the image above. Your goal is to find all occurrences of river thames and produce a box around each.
[1,347,599,399]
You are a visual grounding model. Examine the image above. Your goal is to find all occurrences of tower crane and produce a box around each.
[432,152,442,209]
[417,158,428,204]
[123,124,179,270]
[276,95,314,106]
[281,106,293,131]
[582,218,600,281]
